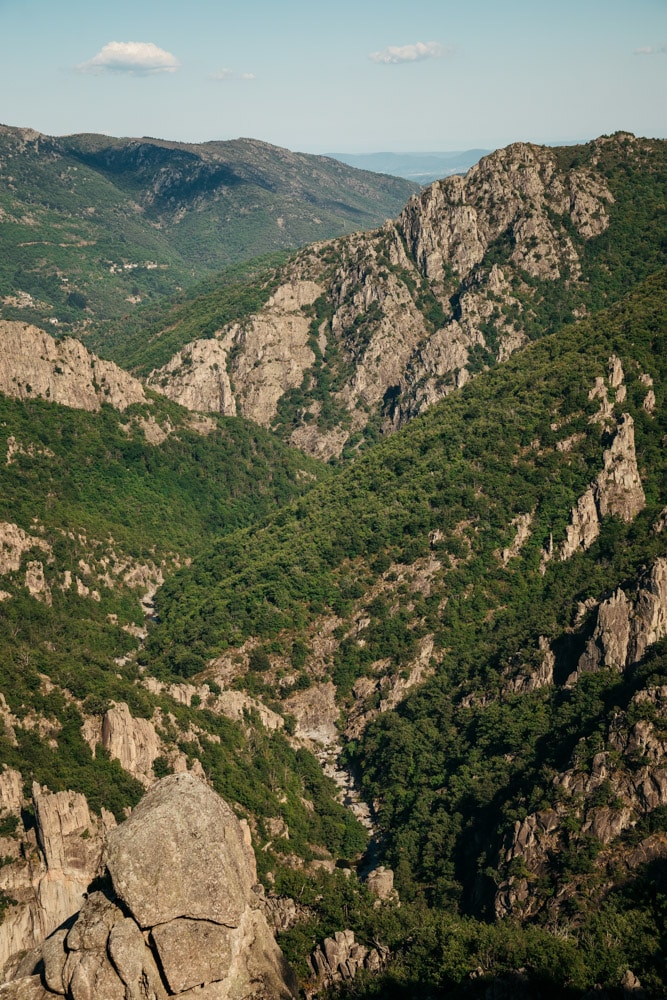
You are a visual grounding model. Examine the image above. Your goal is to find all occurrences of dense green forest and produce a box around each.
[0,134,666,998]
[145,271,667,995]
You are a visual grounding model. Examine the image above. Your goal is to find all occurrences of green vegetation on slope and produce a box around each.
[146,272,667,994]
[149,270,666,664]
[83,254,289,376]
[0,393,325,554]
[0,126,417,332]
[0,390,335,825]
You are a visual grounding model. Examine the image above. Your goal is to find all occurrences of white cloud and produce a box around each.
[209,69,256,81]
[634,43,667,55]
[79,41,180,74]
[369,41,448,65]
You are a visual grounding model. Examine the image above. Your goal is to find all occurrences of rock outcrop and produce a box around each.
[543,406,645,571]
[0,322,146,412]
[495,558,667,920]
[149,281,322,428]
[99,703,161,787]
[308,931,387,987]
[566,557,667,686]
[0,784,114,979]
[2,774,297,1000]
[149,137,631,458]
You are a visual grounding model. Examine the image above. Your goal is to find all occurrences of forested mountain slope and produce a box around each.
[0,125,416,330]
[0,136,666,998]
[145,271,667,995]
[135,132,667,460]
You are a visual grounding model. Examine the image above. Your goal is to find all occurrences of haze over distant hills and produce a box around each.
[330,149,491,184]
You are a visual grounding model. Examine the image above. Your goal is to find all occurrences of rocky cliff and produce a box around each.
[0,322,145,413]
[0,780,115,980]
[494,555,667,921]
[0,774,297,1000]
[148,134,665,458]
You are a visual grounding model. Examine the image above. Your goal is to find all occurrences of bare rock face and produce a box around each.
[543,405,645,572]
[0,977,53,999]
[308,931,387,987]
[559,488,600,562]
[0,322,146,413]
[283,682,339,744]
[0,784,113,980]
[569,587,632,683]
[566,557,667,686]
[3,774,296,1000]
[595,414,645,522]
[149,281,322,426]
[366,867,396,902]
[101,703,162,787]
[0,524,51,577]
[148,139,623,458]
[106,773,253,928]
[499,512,533,566]
[147,339,237,416]
[631,557,667,662]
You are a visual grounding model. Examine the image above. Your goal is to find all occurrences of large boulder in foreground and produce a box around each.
[2,774,296,1000]
[106,772,254,928]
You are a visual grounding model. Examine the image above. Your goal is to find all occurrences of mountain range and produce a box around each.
[0,125,416,332]
[0,130,665,999]
[330,150,491,184]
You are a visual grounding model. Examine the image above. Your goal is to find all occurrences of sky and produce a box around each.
[1,0,665,154]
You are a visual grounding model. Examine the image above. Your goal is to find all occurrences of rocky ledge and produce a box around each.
[0,774,297,1000]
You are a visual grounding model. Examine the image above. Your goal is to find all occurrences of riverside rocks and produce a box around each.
[1,774,297,1000]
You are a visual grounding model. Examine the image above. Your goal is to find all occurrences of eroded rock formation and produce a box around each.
[1,774,297,1000]
[0,783,114,980]
[308,931,387,988]
[495,557,667,920]
[148,138,622,458]
[0,322,146,413]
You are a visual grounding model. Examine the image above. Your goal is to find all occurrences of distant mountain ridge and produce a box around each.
[330,149,491,184]
[0,125,417,331]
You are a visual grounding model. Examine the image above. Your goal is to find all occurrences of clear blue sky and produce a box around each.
[1,0,665,152]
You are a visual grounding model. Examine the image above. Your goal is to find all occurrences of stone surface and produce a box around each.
[106,773,253,928]
[147,339,237,416]
[595,414,645,522]
[66,893,123,953]
[107,917,167,1000]
[0,978,53,999]
[0,524,51,577]
[101,703,161,787]
[544,407,646,571]
[64,950,125,1000]
[499,512,533,566]
[42,929,68,995]
[150,919,234,994]
[366,867,395,901]
[150,281,323,427]
[309,930,387,986]
[0,784,111,975]
[0,322,146,413]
